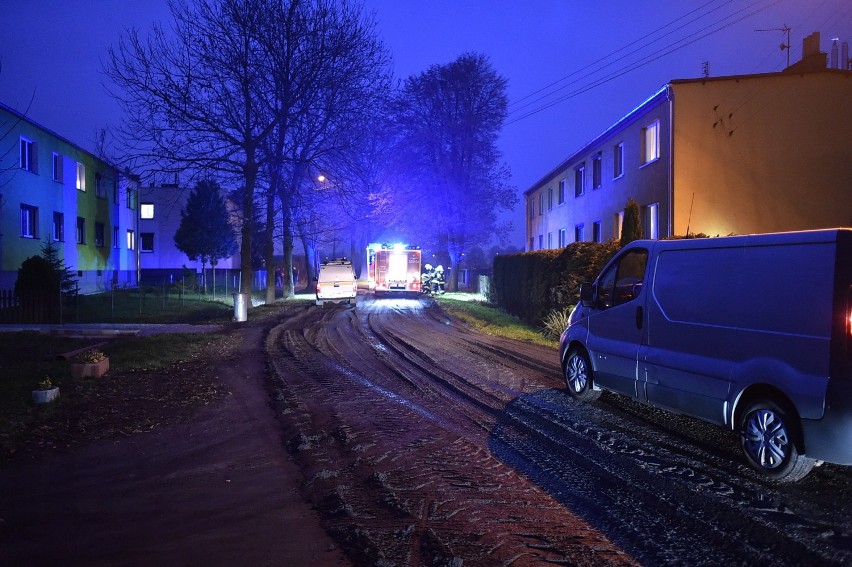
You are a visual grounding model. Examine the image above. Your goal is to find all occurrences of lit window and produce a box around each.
[613,142,624,178]
[615,211,624,239]
[21,205,38,238]
[574,163,585,197]
[20,138,37,173]
[558,179,566,204]
[53,212,64,242]
[575,224,585,242]
[641,120,660,164]
[76,162,86,191]
[76,217,86,244]
[126,229,135,250]
[141,232,154,252]
[141,203,154,219]
[592,153,602,189]
[95,222,105,247]
[645,203,660,239]
[53,153,63,182]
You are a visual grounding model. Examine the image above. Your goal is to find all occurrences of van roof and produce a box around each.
[628,228,850,252]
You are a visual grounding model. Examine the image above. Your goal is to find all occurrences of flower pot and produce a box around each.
[32,387,60,404]
[70,357,109,379]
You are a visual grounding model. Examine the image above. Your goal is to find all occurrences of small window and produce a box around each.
[113,179,120,204]
[574,163,585,197]
[76,217,86,244]
[641,120,660,164]
[52,153,63,182]
[547,188,553,211]
[141,203,155,219]
[529,237,534,251]
[644,202,660,239]
[21,205,38,238]
[613,142,624,178]
[558,228,567,248]
[575,224,585,242]
[538,193,543,216]
[593,221,602,243]
[558,179,566,204]
[96,173,106,199]
[547,232,553,249]
[538,234,543,249]
[140,232,154,252]
[113,226,120,249]
[127,189,137,210]
[592,153,602,189]
[20,137,37,173]
[127,229,135,250]
[76,162,86,191]
[53,212,64,242]
[528,197,535,219]
[95,222,105,247]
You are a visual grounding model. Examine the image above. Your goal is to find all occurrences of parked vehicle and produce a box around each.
[560,229,852,482]
[315,259,357,307]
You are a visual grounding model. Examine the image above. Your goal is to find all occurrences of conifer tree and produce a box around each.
[620,198,643,246]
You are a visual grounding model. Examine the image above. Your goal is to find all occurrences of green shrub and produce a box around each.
[541,306,574,340]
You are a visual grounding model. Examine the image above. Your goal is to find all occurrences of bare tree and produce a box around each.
[391,53,517,291]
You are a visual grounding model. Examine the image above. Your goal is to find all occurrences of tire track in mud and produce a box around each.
[265,297,852,566]
[265,299,636,566]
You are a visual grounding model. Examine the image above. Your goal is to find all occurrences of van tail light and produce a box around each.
[316,282,322,294]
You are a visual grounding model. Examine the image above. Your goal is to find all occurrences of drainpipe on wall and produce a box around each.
[667,84,674,237]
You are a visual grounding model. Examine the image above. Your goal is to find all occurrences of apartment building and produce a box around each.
[0,102,138,293]
[526,34,852,250]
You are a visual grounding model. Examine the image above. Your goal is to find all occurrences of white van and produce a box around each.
[315,259,357,307]
[560,229,852,482]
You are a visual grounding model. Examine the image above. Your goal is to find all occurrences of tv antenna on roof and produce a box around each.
[756,25,791,68]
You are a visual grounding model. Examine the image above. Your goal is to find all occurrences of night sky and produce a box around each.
[1,0,850,245]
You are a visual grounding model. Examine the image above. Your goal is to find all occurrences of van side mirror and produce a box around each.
[579,283,595,307]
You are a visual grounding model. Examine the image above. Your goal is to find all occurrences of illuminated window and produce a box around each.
[614,211,624,239]
[575,224,585,242]
[141,232,154,252]
[592,152,602,188]
[126,229,135,250]
[558,179,566,204]
[76,162,86,191]
[53,153,63,181]
[20,137,37,173]
[574,163,585,197]
[76,217,86,244]
[141,203,154,219]
[21,205,38,238]
[641,120,660,164]
[644,202,660,239]
[53,212,64,242]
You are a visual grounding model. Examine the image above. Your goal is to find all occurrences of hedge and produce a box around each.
[492,240,621,326]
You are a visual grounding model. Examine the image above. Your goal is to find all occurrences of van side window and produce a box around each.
[597,249,648,309]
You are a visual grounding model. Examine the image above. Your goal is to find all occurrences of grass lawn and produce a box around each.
[435,294,557,348]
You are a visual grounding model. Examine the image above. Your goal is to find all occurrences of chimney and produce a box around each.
[784,31,828,72]
[843,41,850,70]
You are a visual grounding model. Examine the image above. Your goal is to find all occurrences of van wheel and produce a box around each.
[564,349,601,402]
[739,400,815,482]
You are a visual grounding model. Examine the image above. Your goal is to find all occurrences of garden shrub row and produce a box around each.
[492,240,621,326]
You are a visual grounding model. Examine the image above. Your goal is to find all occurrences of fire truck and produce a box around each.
[366,243,422,295]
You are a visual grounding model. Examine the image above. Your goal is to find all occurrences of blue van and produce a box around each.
[560,229,852,482]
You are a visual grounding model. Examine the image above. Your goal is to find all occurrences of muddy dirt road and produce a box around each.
[268,296,852,566]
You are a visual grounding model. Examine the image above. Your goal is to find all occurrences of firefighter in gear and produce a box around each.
[431,265,445,295]
[421,264,433,294]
